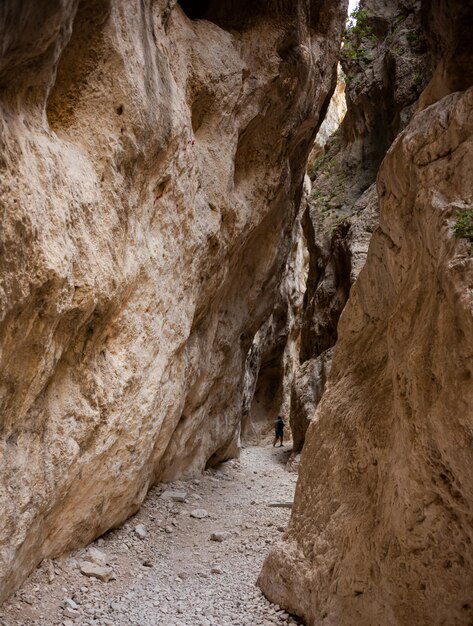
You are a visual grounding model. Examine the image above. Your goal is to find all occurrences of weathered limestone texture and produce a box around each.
[241,204,308,444]
[259,2,473,624]
[290,0,431,453]
[0,0,347,602]
[307,70,346,161]
[241,70,346,447]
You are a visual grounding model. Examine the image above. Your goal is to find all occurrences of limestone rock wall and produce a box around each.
[0,0,347,602]
[290,0,431,453]
[241,205,308,444]
[259,1,473,624]
[307,70,346,160]
[241,68,345,448]
[240,70,345,449]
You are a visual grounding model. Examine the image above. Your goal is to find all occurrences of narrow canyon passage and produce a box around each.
[0,446,301,626]
[2,0,473,623]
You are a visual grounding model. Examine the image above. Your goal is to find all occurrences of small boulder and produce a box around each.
[190,508,209,519]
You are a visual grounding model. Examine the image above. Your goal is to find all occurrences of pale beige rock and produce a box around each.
[242,68,346,447]
[160,490,187,502]
[83,547,108,566]
[289,349,332,453]
[241,210,309,444]
[79,561,113,582]
[307,69,346,162]
[259,83,473,626]
[0,0,347,603]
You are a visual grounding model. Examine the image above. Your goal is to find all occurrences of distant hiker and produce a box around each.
[273,415,285,447]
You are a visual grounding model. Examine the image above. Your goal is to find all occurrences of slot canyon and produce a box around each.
[0,0,472,624]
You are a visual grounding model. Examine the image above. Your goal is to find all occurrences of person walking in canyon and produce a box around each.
[273,415,285,447]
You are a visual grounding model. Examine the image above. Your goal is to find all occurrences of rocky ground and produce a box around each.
[1,446,302,626]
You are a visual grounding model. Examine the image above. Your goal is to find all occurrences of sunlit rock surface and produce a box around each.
[0,0,347,601]
[260,1,473,623]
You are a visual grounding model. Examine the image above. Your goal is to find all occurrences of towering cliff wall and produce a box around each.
[290,0,431,453]
[260,0,473,624]
[241,72,347,447]
[0,0,347,602]
[241,200,308,444]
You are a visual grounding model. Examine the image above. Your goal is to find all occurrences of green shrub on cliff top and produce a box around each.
[342,4,377,63]
[344,5,377,45]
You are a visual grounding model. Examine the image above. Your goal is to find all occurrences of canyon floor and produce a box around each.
[1,446,303,626]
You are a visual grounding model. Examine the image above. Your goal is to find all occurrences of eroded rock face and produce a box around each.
[0,0,347,602]
[259,2,473,623]
[289,0,431,453]
[307,70,346,160]
[241,204,308,444]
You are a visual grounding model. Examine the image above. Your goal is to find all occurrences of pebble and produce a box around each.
[64,598,79,610]
[210,531,228,542]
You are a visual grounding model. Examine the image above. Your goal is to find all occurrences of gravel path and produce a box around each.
[1,446,303,626]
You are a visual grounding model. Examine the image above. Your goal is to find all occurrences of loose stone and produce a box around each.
[84,548,108,567]
[160,490,188,502]
[79,562,114,583]
[134,524,147,539]
[210,532,228,542]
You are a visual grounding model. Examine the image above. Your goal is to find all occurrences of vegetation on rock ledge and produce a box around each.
[342,3,378,63]
[453,209,473,242]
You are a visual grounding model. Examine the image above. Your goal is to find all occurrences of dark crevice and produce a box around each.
[177,0,303,30]
[177,0,256,29]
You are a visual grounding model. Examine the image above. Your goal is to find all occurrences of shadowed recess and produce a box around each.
[176,0,326,30]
